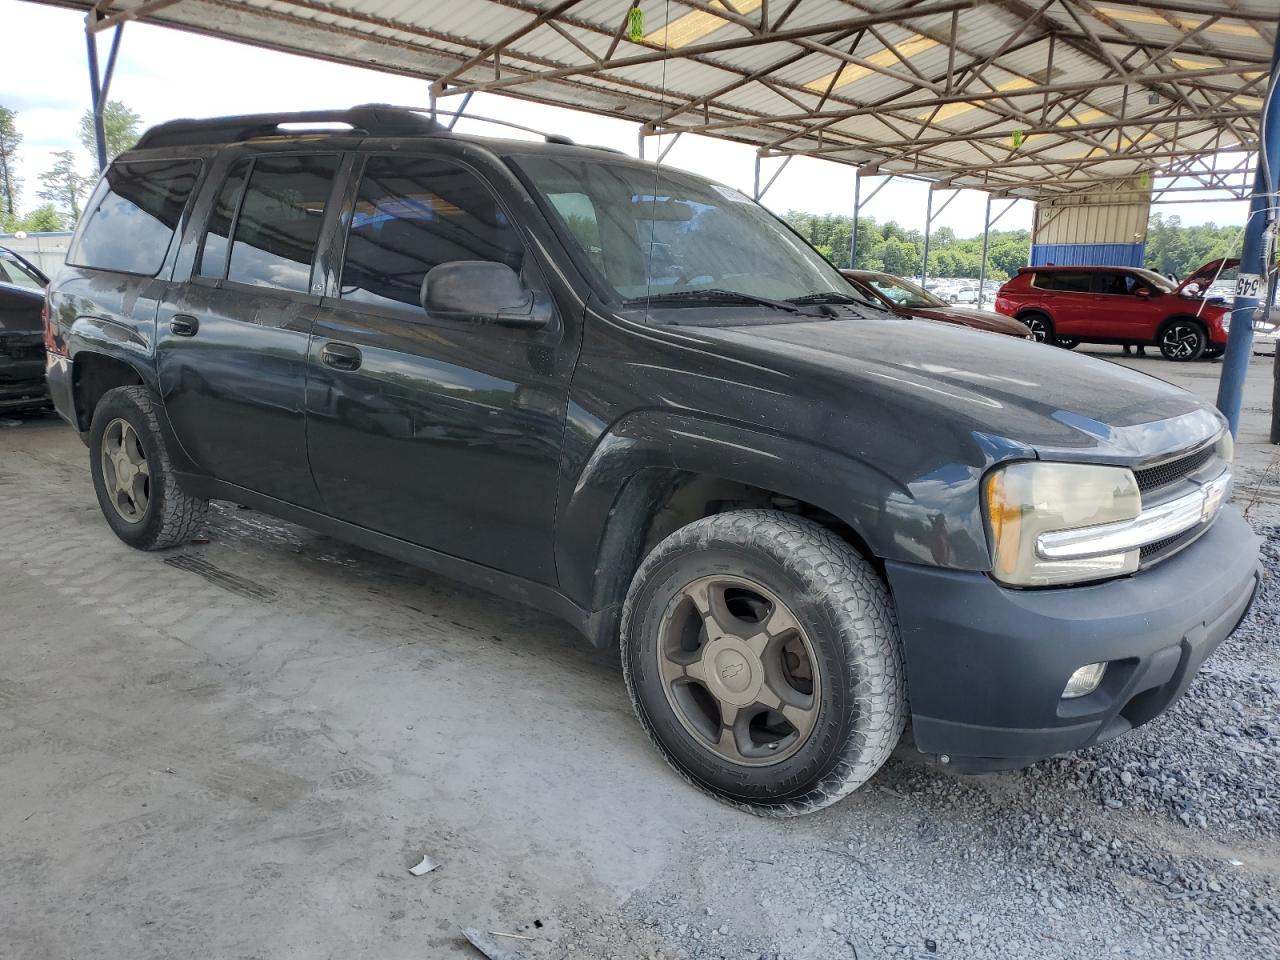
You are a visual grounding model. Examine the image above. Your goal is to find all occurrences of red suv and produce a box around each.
[995,259,1235,361]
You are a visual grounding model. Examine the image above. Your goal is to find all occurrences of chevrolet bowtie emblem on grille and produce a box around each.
[1200,474,1229,522]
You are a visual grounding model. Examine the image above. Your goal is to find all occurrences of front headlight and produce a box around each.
[985,462,1141,587]
[1215,429,1234,463]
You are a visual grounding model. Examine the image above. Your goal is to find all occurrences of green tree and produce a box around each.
[15,203,67,232]
[781,209,1029,279]
[38,150,90,222]
[78,100,142,165]
[0,106,21,218]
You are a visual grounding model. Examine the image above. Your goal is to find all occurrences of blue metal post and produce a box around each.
[1216,37,1280,438]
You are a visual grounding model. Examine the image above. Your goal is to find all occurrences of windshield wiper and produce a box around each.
[630,288,801,313]
[787,291,867,305]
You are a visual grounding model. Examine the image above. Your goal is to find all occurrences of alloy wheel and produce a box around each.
[100,417,150,523]
[656,575,821,766]
[1161,323,1202,360]
[1024,316,1050,342]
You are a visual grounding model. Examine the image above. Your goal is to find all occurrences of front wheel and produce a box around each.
[89,385,209,549]
[1159,321,1207,361]
[621,510,906,817]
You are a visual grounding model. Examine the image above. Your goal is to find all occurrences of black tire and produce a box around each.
[1159,319,1207,362]
[620,509,906,817]
[89,385,209,549]
[1019,312,1054,344]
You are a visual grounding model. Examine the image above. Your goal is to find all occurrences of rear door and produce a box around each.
[1089,271,1153,341]
[304,151,576,584]
[1031,270,1094,336]
[157,152,344,508]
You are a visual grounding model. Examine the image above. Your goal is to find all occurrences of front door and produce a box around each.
[304,152,577,583]
[157,152,342,508]
[1088,271,1152,342]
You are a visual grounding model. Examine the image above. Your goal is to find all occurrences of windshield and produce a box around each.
[511,155,854,308]
[1132,267,1176,294]
[862,273,944,309]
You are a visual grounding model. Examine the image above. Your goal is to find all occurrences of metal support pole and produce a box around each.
[86,19,107,172]
[446,91,473,129]
[979,194,993,306]
[85,16,124,172]
[753,155,761,201]
[921,187,934,284]
[850,173,861,269]
[1217,35,1280,440]
[637,128,645,161]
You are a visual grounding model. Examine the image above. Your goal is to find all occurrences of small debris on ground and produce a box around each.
[461,927,526,959]
[407,853,439,876]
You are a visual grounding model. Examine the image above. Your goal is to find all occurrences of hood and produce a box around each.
[686,313,1220,463]
[1176,258,1238,297]
[907,304,1028,337]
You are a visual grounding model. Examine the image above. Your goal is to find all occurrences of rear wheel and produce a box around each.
[621,509,906,816]
[1159,320,1207,362]
[1020,312,1053,344]
[89,386,209,549]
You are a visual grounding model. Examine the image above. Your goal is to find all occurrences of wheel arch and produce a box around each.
[1158,313,1209,335]
[70,351,146,432]
[558,412,900,649]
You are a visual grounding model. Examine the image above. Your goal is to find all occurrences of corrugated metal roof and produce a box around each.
[43,0,1275,198]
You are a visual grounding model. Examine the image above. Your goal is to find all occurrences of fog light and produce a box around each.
[1062,662,1107,699]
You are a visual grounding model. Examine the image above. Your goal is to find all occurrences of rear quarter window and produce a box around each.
[68,159,202,276]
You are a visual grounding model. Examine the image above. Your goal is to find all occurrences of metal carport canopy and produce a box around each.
[45,0,1278,200]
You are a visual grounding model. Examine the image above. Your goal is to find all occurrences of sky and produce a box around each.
[0,0,1252,237]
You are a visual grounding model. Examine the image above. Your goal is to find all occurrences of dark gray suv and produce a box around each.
[44,105,1260,815]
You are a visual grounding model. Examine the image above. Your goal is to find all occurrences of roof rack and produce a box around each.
[132,102,628,157]
[134,103,446,150]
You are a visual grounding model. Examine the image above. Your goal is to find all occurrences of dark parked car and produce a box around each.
[45,106,1260,815]
[0,245,50,410]
[994,260,1236,360]
[842,269,1030,338]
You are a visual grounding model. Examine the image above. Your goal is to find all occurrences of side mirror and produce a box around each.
[420,260,550,329]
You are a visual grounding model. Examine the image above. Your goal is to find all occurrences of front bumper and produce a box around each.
[886,507,1261,771]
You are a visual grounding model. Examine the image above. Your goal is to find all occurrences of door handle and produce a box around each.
[170,314,199,337]
[321,342,362,371]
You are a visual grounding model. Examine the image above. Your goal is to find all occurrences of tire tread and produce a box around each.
[620,509,906,817]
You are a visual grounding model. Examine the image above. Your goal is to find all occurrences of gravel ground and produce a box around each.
[545,521,1280,960]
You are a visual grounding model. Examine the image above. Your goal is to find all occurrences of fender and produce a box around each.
[556,409,980,648]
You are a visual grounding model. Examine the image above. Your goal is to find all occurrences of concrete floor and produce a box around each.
[1,347,1276,959]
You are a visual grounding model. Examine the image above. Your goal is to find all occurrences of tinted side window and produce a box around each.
[227,155,339,293]
[198,159,251,278]
[1033,271,1091,293]
[70,159,201,275]
[340,156,522,311]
